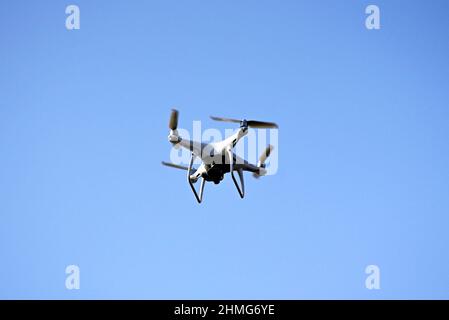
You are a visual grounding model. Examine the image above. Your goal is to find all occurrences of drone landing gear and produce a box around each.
[227,148,245,198]
[188,152,205,203]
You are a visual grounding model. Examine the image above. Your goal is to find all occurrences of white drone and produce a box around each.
[162,109,278,203]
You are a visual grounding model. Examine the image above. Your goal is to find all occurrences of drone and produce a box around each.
[162,109,278,203]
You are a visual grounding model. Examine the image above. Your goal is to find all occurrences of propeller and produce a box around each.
[209,116,240,124]
[169,109,179,130]
[161,161,197,175]
[258,144,274,167]
[253,145,274,178]
[210,116,278,129]
[161,161,188,171]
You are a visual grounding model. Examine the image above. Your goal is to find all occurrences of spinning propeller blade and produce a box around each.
[210,116,278,129]
[161,161,189,171]
[161,161,196,173]
[259,144,274,165]
[162,161,198,178]
[169,109,179,130]
[246,120,278,128]
[253,145,274,178]
[209,116,241,124]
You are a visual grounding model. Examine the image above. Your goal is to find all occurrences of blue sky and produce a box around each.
[1,0,449,299]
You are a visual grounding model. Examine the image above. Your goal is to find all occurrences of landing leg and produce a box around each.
[227,147,245,198]
[187,152,205,203]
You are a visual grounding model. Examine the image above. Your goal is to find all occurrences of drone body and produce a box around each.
[162,109,278,203]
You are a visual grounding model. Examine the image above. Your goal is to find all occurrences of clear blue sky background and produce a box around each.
[1,0,449,299]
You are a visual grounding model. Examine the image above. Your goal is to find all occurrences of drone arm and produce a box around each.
[226,147,245,198]
[187,152,205,203]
